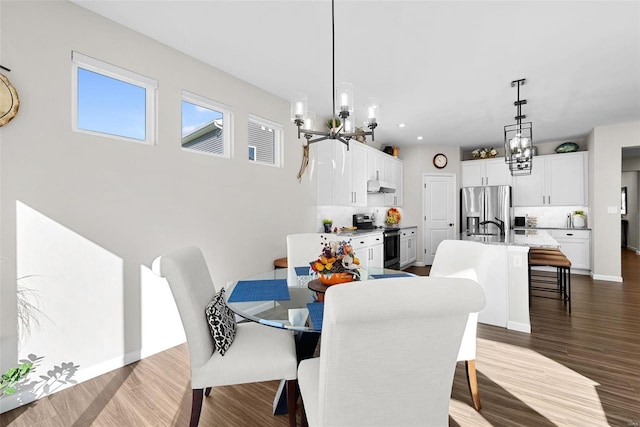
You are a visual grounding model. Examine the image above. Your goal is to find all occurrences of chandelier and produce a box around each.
[291,0,379,148]
[504,78,533,176]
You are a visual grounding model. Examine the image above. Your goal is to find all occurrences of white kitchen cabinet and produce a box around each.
[550,229,591,271]
[351,232,384,269]
[384,158,403,207]
[318,141,367,207]
[461,158,511,188]
[400,227,417,269]
[512,152,588,207]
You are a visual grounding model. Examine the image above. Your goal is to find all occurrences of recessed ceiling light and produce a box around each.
[398,123,406,128]
[417,136,423,140]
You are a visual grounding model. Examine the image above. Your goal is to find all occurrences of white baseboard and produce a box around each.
[507,321,531,334]
[591,273,623,282]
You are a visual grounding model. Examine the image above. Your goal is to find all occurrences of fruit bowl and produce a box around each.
[318,272,355,285]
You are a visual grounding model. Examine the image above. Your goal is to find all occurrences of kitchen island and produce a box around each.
[455,229,559,334]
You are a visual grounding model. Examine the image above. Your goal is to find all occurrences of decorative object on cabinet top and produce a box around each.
[0,67,20,127]
[472,147,497,159]
[555,141,579,153]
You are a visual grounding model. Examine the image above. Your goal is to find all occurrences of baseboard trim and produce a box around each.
[507,321,531,334]
[591,273,623,282]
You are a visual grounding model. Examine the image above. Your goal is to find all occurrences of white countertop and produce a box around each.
[460,229,559,248]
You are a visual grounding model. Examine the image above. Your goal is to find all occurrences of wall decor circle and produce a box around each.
[0,72,19,127]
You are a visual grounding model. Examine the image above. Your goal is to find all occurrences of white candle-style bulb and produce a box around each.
[295,102,303,116]
[368,106,375,119]
[340,92,349,109]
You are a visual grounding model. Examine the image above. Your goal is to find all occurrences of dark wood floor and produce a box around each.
[2,250,639,426]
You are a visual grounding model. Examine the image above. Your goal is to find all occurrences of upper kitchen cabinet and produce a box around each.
[317,141,367,207]
[461,158,511,187]
[512,152,588,207]
[366,147,403,207]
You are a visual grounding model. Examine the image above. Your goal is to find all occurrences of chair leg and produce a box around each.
[465,360,482,411]
[287,380,298,427]
[204,387,212,397]
[190,389,204,427]
[300,395,308,427]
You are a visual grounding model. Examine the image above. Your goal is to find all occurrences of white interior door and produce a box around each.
[423,174,456,265]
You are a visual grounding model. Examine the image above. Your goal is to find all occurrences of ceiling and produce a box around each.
[72,0,640,149]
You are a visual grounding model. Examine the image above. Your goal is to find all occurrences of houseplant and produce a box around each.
[322,218,333,233]
[572,210,586,228]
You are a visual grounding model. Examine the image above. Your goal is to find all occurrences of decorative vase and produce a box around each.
[318,272,354,285]
[323,223,332,233]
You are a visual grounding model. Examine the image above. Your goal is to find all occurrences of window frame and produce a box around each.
[71,51,158,145]
[181,90,234,159]
[247,114,283,167]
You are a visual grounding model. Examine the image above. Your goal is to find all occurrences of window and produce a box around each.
[181,91,233,158]
[72,51,157,144]
[248,115,282,167]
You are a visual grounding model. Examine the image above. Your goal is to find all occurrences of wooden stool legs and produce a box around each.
[465,360,482,411]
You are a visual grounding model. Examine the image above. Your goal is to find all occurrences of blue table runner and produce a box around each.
[228,279,290,302]
[295,266,312,276]
[306,302,324,331]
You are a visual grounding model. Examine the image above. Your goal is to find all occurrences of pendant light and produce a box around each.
[504,78,533,176]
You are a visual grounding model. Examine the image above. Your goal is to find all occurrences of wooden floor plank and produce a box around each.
[1,249,639,426]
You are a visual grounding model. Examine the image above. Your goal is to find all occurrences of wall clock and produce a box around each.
[433,153,447,169]
[0,72,19,127]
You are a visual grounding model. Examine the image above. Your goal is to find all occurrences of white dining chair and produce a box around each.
[297,276,486,427]
[429,239,500,411]
[152,246,299,427]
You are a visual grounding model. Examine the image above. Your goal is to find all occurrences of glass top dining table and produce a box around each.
[225,267,414,333]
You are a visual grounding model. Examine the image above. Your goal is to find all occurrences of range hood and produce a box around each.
[367,180,396,193]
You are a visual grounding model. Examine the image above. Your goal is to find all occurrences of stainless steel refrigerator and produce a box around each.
[461,185,511,235]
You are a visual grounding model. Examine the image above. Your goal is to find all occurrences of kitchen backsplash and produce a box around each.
[317,206,398,231]
[513,206,589,228]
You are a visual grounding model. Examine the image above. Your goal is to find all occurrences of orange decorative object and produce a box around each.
[318,272,354,285]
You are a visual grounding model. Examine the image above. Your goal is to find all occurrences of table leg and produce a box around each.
[273,332,321,415]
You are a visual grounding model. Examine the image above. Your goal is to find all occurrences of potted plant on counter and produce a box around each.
[572,210,586,228]
[322,219,333,233]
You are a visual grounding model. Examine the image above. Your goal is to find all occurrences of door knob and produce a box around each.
[449,223,453,227]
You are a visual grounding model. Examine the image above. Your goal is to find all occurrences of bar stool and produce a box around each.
[273,257,288,270]
[528,248,572,313]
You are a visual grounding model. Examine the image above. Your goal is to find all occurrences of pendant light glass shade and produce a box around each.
[504,122,533,175]
[504,79,532,176]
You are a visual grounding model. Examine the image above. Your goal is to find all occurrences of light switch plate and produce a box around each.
[608,206,618,214]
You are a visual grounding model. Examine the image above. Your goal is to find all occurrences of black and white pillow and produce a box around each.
[205,288,237,356]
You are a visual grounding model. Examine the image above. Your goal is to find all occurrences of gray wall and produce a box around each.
[621,171,638,250]
[0,0,316,403]
[401,144,461,264]
[588,121,640,280]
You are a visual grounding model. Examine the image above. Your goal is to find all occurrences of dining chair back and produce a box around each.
[297,276,486,427]
[152,246,298,427]
[429,239,500,411]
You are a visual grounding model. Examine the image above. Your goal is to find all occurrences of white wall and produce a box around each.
[0,0,316,411]
[588,121,640,281]
[401,144,461,265]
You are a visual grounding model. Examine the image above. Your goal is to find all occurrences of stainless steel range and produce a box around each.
[353,214,401,270]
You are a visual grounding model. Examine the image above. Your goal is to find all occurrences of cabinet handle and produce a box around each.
[567,233,573,236]
[486,177,489,185]
[548,195,551,204]
[481,177,484,186]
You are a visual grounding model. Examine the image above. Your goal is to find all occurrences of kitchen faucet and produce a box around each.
[479,217,505,235]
